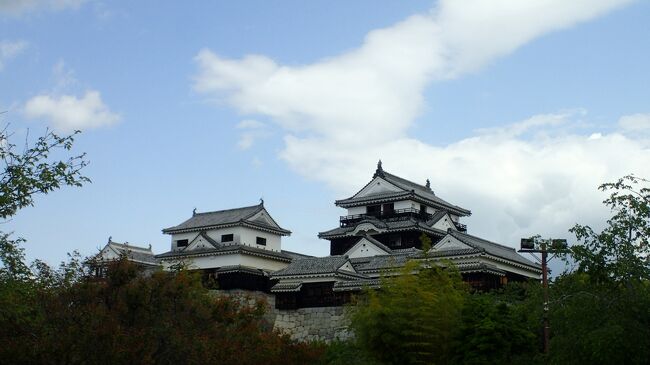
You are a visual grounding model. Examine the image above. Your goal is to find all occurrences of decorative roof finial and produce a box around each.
[373,159,385,178]
[148,243,152,250]
[426,179,431,189]
[108,236,112,243]
[260,197,264,206]
[192,207,197,216]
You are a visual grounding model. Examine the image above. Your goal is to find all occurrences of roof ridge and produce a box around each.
[452,230,517,251]
[109,242,152,252]
[383,170,430,191]
[194,204,261,216]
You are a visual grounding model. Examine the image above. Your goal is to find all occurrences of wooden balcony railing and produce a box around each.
[339,208,432,227]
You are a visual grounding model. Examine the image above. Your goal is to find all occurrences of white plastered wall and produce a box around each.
[432,235,471,251]
[170,226,281,252]
[433,214,456,231]
[345,238,390,258]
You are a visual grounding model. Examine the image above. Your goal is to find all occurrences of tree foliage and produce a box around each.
[0,127,89,220]
[349,262,543,365]
[452,285,542,365]
[548,175,650,364]
[0,127,324,364]
[350,262,467,365]
[1,258,323,364]
[569,174,650,282]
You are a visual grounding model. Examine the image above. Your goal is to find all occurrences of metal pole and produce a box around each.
[542,240,550,354]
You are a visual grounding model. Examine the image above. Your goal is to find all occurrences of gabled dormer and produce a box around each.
[162,202,291,252]
[344,236,393,258]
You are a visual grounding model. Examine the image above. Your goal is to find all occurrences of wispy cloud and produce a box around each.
[192,0,644,245]
[236,119,269,150]
[619,113,650,132]
[0,0,86,16]
[0,40,28,71]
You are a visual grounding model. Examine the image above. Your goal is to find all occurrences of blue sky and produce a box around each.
[1,0,649,265]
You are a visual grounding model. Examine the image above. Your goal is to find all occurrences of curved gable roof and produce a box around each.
[335,164,470,216]
[162,203,291,235]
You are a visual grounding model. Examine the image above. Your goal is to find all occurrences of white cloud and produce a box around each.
[280,112,650,245]
[619,113,650,131]
[192,0,644,246]
[0,40,28,71]
[236,119,269,150]
[0,0,86,16]
[23,90,120,131]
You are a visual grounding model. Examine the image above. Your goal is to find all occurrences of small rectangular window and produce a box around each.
[256,237,266,246]
[176,239,189,248]
[221,234,234,242]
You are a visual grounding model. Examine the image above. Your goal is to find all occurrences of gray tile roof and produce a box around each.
[428,247,482,257]
[318,217,448,238]
[271,256,364,278]
[446,230,541,269]
[270,281,303,292]
[162,203,290,235]
[281,250,314,261]
[333,279,381,292]
[455,262,506,276]
[335,167,471,216]
[425,210,448,226]
[104,241,160,265]
[155,243,292,262]
[350,253,416,273]
[215,265,267,276]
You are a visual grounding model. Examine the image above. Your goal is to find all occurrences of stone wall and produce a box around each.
[211,289,352,342]
[274,306,351,342]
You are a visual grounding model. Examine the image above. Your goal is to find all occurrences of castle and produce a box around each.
[98,162,541,314]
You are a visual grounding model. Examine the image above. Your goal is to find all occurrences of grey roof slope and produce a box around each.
[319,217,448,238]
[351,252,417,272]
[335,163,471,216]
[162,203,290,235]
[426,210,448,226]
[155,243,292,262]
[445,230,541,269]
[271,256,365,278]
[281,250,314,260]
[103,241,160,265]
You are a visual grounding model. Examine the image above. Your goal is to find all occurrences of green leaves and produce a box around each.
[350,262,467,365]
[0,128,90,220]
[568,174,650,283]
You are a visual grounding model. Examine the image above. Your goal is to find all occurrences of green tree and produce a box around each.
[350,261,467,365]
[0,127,325,364]
[548,175,650,364]
[0,127,91,363]
[569,174,650,282]
[22,259,324,365]
[0,128,89,220]
[452,284,542,365]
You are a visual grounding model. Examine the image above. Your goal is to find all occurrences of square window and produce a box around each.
[176,239,189,248]
[256,237,267,246]
[221,234,234,242]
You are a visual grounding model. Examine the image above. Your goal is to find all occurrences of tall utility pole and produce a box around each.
[519,237,567,355]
